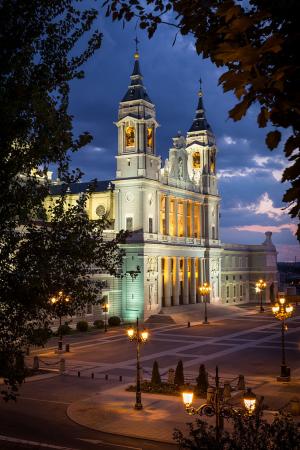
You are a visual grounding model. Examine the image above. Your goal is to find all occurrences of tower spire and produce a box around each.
[121,40,152,103]
[188,78,211,132]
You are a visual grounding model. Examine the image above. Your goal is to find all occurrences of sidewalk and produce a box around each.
[67,376,300,444]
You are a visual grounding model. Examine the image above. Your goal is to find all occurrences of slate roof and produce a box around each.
[189,93,212,132]
[49,180,112,195]
[121,56,153,103]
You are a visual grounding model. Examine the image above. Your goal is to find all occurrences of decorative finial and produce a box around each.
[198,77,203,96]
[134,36,140,59]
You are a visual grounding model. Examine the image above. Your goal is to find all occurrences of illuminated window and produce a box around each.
[210,153,215,173]
[125,126,135,147]
[192,152,201,169]
[147,127,153,148]
[226,286,230,297]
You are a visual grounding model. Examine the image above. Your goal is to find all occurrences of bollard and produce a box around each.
[290,397,300,416]
[65,343,70,353]
[119,375,123,382]
[59,358,65,374]
[237,374,245,390]
[223,383,231,402]
[105,374,108,380]
[91,373,94,379]
[187,321,191,328]
[78,371,81,377]
[33,356,39,371]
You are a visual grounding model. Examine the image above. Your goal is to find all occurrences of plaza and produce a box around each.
[1,303,299,449]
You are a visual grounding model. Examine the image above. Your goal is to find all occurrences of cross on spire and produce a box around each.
[134,36,140,53]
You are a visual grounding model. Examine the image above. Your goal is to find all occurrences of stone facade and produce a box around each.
[48,51,278,323]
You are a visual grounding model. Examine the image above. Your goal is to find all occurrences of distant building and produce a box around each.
[48,50,278,322]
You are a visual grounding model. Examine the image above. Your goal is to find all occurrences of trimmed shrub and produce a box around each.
[108,316,121,326]
[76,320,89,332]
[174,360,185,387]
[196,364,208,396]
[58,322,72,335]
[151,360,162,386]
[94,319,104,329]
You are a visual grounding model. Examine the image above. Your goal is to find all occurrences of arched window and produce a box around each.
[125,126,135,147]
[147,127,153,148]
[192,151,201,169]
[210,153,216,173]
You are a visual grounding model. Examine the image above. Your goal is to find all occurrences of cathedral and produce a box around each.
[49,50,278,322]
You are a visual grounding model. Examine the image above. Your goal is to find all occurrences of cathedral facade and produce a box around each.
[49,51,278,322]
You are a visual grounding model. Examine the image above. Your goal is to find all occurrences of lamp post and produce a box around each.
[182,366,258,442]
[102,302,109,332]
[50,291,70,352]
[199,282,211,324]
[255,279,267,313]
[127,317,149,410]
[272,296,293,381]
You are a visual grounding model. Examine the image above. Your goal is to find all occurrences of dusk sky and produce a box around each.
[65,9,299,262]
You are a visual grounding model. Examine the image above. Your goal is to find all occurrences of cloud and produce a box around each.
[89,146,107,153]
[252,155,270,167]
[234,223,297,235]
[271,169,283,182]
[218,167,258,178]
[223,136,237,145]
[235,192,286,220]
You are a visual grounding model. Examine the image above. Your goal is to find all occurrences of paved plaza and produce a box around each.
[1,303,299,449]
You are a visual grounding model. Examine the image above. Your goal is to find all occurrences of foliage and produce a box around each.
[76,320,89,332]
[94,319,104,329]
[0,0,104,399]
[104,0,300,240]
[174,360,185,386]
[127,381,180,396]
[57,322,72,336]
[28,325,52,347]
[173,413,300,449]
[151,360,162,385]
[108,316,121,326]
[196,364,208,397]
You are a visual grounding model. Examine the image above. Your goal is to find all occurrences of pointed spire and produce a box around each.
[188,78,211,132]
[121,39,152,103]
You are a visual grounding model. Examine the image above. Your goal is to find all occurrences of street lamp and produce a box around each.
[102,302,109,332]
[50,291,70,352]
[127,317,149,410]
[272,296,293,381]
[199,282,211,324]
[182,366,258,442]
[255,279,267,313]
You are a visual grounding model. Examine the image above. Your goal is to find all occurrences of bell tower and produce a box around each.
[115,44,160,181]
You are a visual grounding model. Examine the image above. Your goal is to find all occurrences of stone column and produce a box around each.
[157,256,162,308]
[165,195,170,236]
[157,191,161,234]
[183,200,188,237]
[173,257,180,306]
[190,258,196,304]
[191,201,195,238]
[174,198,179,237]
[183,258,189,304]
[164,257,172,307]
[201,204,205,239]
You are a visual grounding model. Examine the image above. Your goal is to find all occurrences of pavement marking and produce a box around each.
[0,434,78,449]
[78,439,142,449]
[19,396,71,405]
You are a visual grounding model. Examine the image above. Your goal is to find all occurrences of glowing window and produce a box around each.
[125,126,135,147]
[192,152,201,169]
[210,153,215,173]
[147,127,153,148]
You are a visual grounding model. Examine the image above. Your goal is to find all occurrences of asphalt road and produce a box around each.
[0,377,177,450]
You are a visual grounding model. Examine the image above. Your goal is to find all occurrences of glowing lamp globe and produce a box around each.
[182,390,194,407]
[243,388,256,415]
[141,330,149,342]
[127,327,135,339]
[272,304,280,314]
[279,297,286,305]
